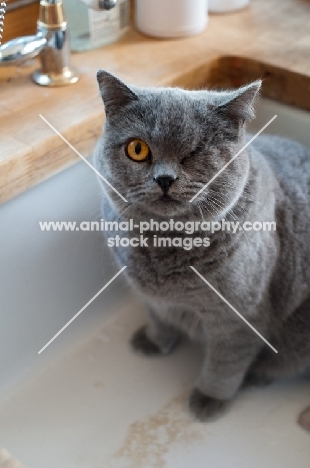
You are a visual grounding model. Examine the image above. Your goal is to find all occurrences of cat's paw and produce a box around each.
[298,406,310,432]
[130,326,163,356]
[188,388,230,422]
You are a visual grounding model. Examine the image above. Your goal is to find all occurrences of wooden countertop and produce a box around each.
[1,0,310,205]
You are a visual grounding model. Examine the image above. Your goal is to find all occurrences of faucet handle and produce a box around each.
[99,0,118,9]
[81,0,118,10]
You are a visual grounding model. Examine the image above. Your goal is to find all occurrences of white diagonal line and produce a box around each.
[190,266,278,353]
[39,114,128,203]
[189,115,277,203]
[38,266,127,354]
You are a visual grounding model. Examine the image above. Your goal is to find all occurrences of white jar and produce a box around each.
[135,0,207,39]
[208,0,249,13]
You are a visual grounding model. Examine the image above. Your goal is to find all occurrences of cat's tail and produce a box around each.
[298,406,310,432]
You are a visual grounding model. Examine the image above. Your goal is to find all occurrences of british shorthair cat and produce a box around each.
[94,70,310,428]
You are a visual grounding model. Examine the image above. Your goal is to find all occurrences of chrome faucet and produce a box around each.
[0,0,117,86]
[0,0,78,86]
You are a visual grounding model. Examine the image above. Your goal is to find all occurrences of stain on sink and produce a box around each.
[112,393,205,468]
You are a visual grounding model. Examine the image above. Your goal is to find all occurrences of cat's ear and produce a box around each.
[97,70,138,115]
[214,80,261,121]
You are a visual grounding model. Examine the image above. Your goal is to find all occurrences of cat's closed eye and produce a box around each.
[180,144,205,165]
[126,139,151,162]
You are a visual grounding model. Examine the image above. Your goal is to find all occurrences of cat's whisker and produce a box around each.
[199,195,220,218]
[227,208,251,246]
[208,189,258,246]
[208,186,251,218]
[189,197,212,221]
[196,201,205,222]
[119,202,137,219]
[206,195,226,212]
[200,201,217,220]
[204,195,226,217]
[214,180,262,206]
[201,196,248,243]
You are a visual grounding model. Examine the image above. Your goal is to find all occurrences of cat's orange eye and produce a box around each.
[126,139,150,162]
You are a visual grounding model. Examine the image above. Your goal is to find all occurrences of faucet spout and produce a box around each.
[0,33,47,66]
[0,0,78,86]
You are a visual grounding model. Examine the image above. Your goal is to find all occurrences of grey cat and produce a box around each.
[94,70,310,424]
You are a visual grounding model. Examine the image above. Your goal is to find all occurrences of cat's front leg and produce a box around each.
[131,309,181,356]
[189,330,263,421]
[299,406,310,432]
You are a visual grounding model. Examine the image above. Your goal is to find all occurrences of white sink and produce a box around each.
[0,98,309,468]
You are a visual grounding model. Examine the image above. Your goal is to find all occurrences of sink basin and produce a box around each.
[171,56,310,112]
[0,65,309,467]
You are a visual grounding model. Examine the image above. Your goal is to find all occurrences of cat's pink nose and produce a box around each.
[154,175,176,194]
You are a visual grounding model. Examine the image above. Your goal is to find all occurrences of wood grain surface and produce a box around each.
[2,1,39,42]
[0,0,310,204]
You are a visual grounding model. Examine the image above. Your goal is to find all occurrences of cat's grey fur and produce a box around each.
[94,70,310,422]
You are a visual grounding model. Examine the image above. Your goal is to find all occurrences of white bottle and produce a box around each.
[63,0,130,52]
[208,0,249,13]
[135,0,207,39]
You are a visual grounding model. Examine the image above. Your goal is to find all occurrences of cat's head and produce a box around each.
[94,71,261,219]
